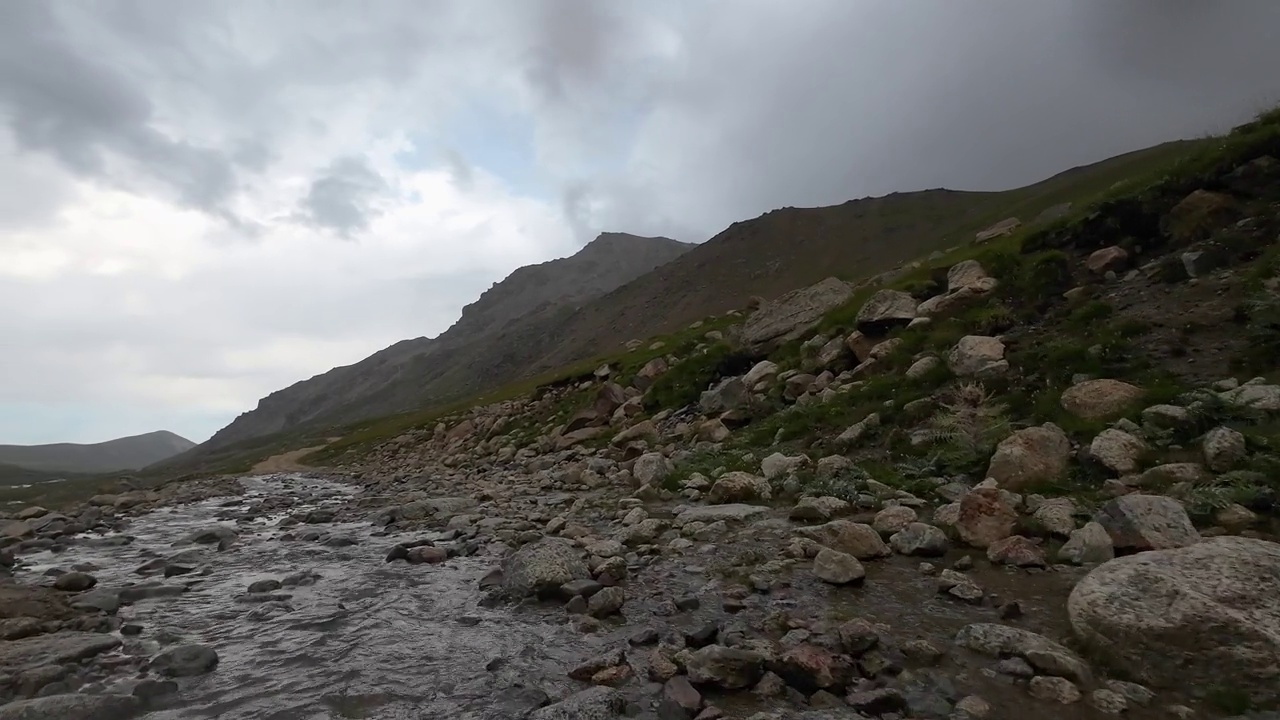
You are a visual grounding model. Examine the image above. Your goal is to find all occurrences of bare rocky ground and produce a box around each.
[3,117,1280,720]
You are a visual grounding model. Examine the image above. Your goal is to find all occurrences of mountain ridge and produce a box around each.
[0,430,196,475]
[201,232,692,449]
[185,137,1206,465]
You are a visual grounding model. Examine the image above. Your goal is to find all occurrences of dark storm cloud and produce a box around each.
[0,3,242,216]
[297,157,390,237]
[593,0,1280,245]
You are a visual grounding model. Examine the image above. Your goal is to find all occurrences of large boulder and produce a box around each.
[1095,494,1199,552]
[855,289,918,334]
[794,520,890,560]
[742,277,853,347]
[684,645,766,690]
[500,538,589,599]
[149,644,219,677]
[1068,537,1280,704]
[1060,379,1143,420]
[946,335,1008,377]
[985,424,1071,491]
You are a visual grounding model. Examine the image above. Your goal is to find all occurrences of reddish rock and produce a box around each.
[986,535,1047,567]
[770,643,855,694]
[1085,246,1130,274]
[955,488,1017,549]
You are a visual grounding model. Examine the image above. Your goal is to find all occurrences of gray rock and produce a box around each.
[587,587,625,618]
[789,496,849,522]
[671,504,770,527]
[53,572,97,592]
[178,525,237,545]
[742,277,853,347]
[699,377,749,415]
[149,644,219,677]
[889,522,949,556]
[1068,537,1280,704]
[1202,426,1246,472]
[1058,522,1114,565]
[1218,383,1280,411]
[794,520,890,559]
[855,289,918,333]
[1095,494,1199,552]
[0,632,120,669]
[812,547,864,585]
[71,588,122,614]
[955,623,1089,681]
[658,676,702,719]
[760,453,808,480]
[529,686,626,720]
[946,335,1008,377]
[501,537,589,599]
[1032,497,1076,537]
[632,453,671,487]
[1029,676,1081,704]
[1089,429,1148,475]
[0,694,140,720]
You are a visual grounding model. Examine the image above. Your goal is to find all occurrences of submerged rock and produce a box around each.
[0,694,141,720]
[149,644,219,677]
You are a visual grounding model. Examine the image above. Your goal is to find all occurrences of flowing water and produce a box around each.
[16,475,605,719]
[11,473,1232,719]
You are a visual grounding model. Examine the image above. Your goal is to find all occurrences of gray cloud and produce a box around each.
[544,1,1280,245]
[297,157,390,237]
[5,0,1280,446]
[0,3,244,218]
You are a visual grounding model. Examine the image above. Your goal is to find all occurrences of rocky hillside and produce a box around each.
[298,109,1280,715]
[188,140,1208,470]
[200,233,692,450]
[0,431,195,476]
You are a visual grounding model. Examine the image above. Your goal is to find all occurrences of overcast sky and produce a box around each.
[2,1,1279,445]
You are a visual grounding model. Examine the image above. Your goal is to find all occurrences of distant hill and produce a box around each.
[0,431,196,474]
[182,137,1208,465]
[200,232,693,449]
